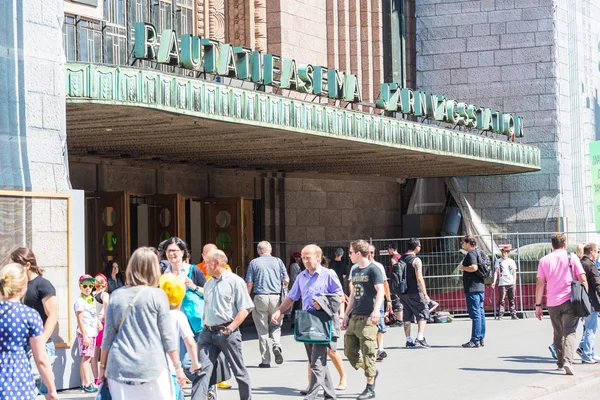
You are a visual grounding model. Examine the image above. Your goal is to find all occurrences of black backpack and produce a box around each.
[474,249,492,280]
[389,257,409,296]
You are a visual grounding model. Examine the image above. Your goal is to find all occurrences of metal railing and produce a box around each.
[252,231,600,317]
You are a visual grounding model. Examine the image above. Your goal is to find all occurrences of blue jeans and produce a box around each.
[465,292,486,342]
[580,311,599,361]
[30,340,56,395]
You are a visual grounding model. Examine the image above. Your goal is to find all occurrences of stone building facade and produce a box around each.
[415,0,600,235]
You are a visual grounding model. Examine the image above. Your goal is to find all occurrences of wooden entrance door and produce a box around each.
[202,198,253,277]
[86,191,130,276]
[147,194,183,248]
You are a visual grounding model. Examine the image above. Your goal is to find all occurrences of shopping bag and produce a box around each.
[294,310,332,345]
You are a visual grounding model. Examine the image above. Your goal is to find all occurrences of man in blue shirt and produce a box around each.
[273,244,343,400]
[246,241,289,367]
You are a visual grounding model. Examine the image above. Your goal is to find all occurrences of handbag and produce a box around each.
[568,253,592,317]
[96,380,111,400]
[294,310,332,345]
[97,287,146,400]
[181,267,205,333]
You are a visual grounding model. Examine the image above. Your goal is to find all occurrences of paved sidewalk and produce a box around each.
[51,317,600,399]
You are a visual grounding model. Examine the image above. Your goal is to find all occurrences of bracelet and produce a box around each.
[99,363,106,368]
[173,362,182,369]
[386,300,392,303]
[535,304,542,307]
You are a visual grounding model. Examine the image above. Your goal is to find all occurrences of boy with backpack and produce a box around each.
[458,235,491,348]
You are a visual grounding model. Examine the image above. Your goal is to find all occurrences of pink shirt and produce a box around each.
[537,250,585,307]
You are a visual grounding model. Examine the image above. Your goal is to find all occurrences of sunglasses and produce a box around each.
[80,284,94,289]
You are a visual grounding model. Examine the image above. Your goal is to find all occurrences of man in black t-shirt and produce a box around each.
[342,240,384,400]
[458,235,486,348]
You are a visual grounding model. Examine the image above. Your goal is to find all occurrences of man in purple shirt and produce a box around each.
[273,244,342,400]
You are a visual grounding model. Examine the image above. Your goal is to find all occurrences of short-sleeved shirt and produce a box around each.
[495,258,517,286]
[329,260,347,287]
[288,266,343,310]
[462,249,484,293]
[204,270,254,326]
[348,263,383,316]
[537,250,585,307]
[23,275,56,326]
[245,254,288,294]
[348,261,388,281]
[74,296,98,337]
[167,309,194,374]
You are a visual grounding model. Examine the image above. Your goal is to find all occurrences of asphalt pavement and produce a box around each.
[50,316,600,399]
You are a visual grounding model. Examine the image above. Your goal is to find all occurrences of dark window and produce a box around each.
[105,0,126,26]
[104,25,128,65]
[78,19,103,63]
[177,0,194,34]
[62,15,76,62]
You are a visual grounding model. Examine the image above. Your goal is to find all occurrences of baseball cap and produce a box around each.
[159,273,186,308]
[386,241,397,249]
[292,252,302,258]
[335,248,344,256]
[79,274,95,284]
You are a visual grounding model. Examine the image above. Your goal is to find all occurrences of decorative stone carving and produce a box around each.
[209,0,226,43]
[254,0,267,51]
[196,0,204,36]
[227,0,246,46]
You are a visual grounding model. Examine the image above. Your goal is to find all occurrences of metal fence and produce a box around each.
[257,231,600,318]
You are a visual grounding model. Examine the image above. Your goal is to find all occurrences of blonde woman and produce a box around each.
[98,247,184,399]
[92,273,110,385]
[0,263,58,399]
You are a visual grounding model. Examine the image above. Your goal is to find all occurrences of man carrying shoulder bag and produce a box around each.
[272,245,343,400]
[535,233,588,375]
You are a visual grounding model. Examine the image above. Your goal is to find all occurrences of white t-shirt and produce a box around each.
[348,261,388,281]
[167,309,194,374]
[495,258,517,286]
[74,297,98,337]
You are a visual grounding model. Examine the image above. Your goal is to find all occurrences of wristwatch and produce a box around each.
[222,327,232,335]
[535,303,542,307]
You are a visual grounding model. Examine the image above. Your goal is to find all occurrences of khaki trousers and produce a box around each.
[343,316,378,378]
[548,300,580,367]
[252,294,282,364]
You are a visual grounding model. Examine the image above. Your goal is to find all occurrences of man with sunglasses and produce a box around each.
[343,240,384,400]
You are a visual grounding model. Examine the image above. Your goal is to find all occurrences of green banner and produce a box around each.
[591,141,600,230]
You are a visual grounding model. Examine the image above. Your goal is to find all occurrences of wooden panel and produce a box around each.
[89,191,129,275]
[147,194,182,247]
[202,197,244,276]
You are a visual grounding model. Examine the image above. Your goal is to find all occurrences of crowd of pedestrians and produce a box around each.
[1,233,600,399]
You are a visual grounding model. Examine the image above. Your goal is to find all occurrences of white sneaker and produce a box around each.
[564,364,575,375]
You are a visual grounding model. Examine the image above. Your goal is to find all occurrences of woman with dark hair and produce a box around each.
[10,247,58,397]
[162,237,206,291]
[104,260,125,294]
